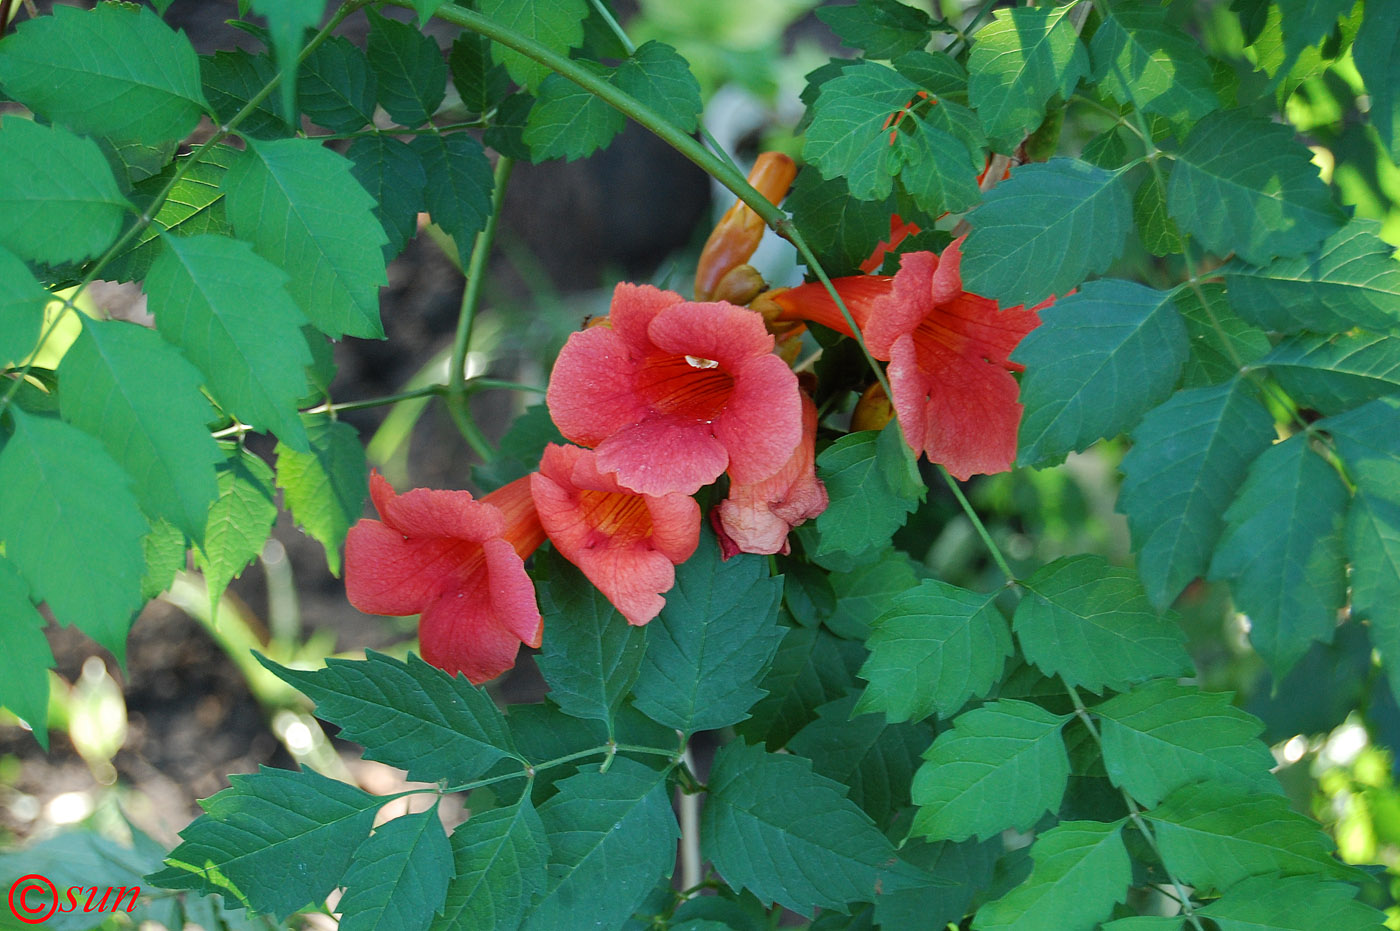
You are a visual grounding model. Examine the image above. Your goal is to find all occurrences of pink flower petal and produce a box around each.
[595,416,729,496]
[714,352,802,485]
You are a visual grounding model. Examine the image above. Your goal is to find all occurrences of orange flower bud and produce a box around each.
[710,263,767,306]
[851,382,895,432]
[694,152,797,301]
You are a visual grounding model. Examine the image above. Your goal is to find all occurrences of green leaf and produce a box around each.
[104,145,236,283]
[814,426,924,559]
[874,837,998,931]
[630,533,784,735]
[1143,783,1362,893]
[348,136,425,261]
[1208,434,1349,675]
[816,0,935,59]
[141,517,187,600]
[1167,110,1343,264]
[1261,332,1400,414]
[201,50,290,141]
[1014,555,1193,694]
[0,410,147,659]
[222,137,388,340]
[1275,0,1356,74]
[0,555,53,746]
[339,807,453,931]
[962,159,1133,308]
[910,700,1070,842]
[150,766,383,919]
[59,316,221,541]
[259,651,520,786]
[1,828,176,929]
[825,547,919,639]
[613,41,701,133]
[432,798,548,931]
[1119,380,1278,609]
[1174,284,1271,388]
[785,167,899,277]
[0,3,205,145]
[854,579,1012,723]
[974,820,1130,931]
[520,759,677,931]
[701,740,910,916]
[449,32,510,117]
[1133,167,1183,257]
[787,693,932,827]
[300,35,377,133]
[145,233,312,450]
[410,133,494,247]
[366,9,446,126]
[1012,279,1188,467]
[1094,680,1278,808]
[0,116,126,264]
[967,5,1089,151]
[1223,219,1400,335]
[478,0,588,90]
[195,445,276,613]
[734,623,865,749]
[535,549,647,726]
[1196,875,1387,931]
[247,0,323,127]
[1090,6,1218,124]
[1354,0,1400,163]
[896,106,985,217]
[470,403,567,493]
[0,245,48,365]
[523,67,624,162]
[275,417,367,577]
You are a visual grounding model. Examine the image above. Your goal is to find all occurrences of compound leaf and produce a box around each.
[968,5,1089,151]
[410,132,494,247]
[814,425,924,559]
[432,798,548,931]
[523,67,624,162]
[477,0,588,90]
[275,417,368,577]
[1261,332,1400,415]
[974,820,1130,931]
[300,35,377,133]
[366,9,446,127]
[348,135,426,262]
[195,444,277,615]
[1090,6,1218,124]
[339,807,453,931]
[1197,875,1387,931]
[613,41,701,133]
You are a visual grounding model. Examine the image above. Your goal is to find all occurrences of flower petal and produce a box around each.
[595,415,728,496]
[370,470,505,541]
[547,325,649,447]
[609,282,685,349]
[864,250,939,359]
[647,300,775,371]
[714,352,802,485]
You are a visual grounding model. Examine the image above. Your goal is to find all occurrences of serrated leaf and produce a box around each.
[247,0,323,126]
[520,759,677,931]
[1014,555,1192,693]
[613,41,701,133]
[104,145,236,283]
[734,623,865,749]
[962,160,1133,308]
[0,116,126,264]
[1208,434,1348,675]
[195,445,275,612]
[0,410,147,659]
[59,316,220,540]
[260,651,520,786]
[275,418,367,576]
[339,807,453,931]
[967,6,1089,150]
[1,828,175,930]
[814,426,925,559]
[816,0,935,59]
[478,0,588,90]
[1134,167,1183,257]
[1196,874,1387,931]
[410,133,493,247]
[0,555,53,746]
[824,548,919,639]
[1143,782,1362,894]
[535,548,647,725]
[141,517,187,600]
[1094,680,1279,808]
[1090,6,1218,124]
[201,50,290,141]
[630,533,784,735]
[0,245,47,365]
[702,740,910,917]
[0,3,206,145]
[1012,279,1188,467]
[896,108,984,217]
[787,694,932,827]
[1261,332,1400,414]
[449,32,510,117]
[222,137,388,340]
[1119,379,1278,609]
[146,233,312,450]
[855,579,1011,723]
[1354,1,1400,163]
[150,766,382,919]
[785,167,898,277]
[874,837,998,931]
[348,136,425,262]
[1222,219,1400,335]
[910,700,1070,842]
[974,820,1130,931]
[366,9,446,126]
[1174,284,1271,389]
[523,67,624,162]
[432,798,548,931]
[1167,110,1343,264]
[300,35,377,133]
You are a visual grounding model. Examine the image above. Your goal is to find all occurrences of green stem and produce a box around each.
[937,466,1016,582]
[589,0,636,54]
[446,155,515,460]
[307,120,488,141]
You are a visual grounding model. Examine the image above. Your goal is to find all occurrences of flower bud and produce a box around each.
[694,152,797,301]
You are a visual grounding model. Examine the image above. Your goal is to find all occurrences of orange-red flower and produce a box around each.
[713,391,827,558]
[546,283,803,497]
[531,443,699,624]
[344,472,545,684]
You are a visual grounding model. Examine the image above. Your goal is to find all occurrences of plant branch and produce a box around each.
[938,466,1017,582]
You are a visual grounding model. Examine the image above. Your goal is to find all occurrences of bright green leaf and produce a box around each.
[201,49,289,141]
[366,9,446,127]
[1354,1,1400,163]
[432,798,548,931]
[816,0,935,59]
[1090,6,1218,123]
[854,579,1012,723]
[275,418,367,577]
[1197,874,1387,931]
[195,444,276,614]
[339,807,453,931]
[248,0,323,126]
[1208,434,1348,676]
[477,0,588,90]
[141,517,187,600]
[0,245,47,365]
[300,35,377,133]
[222,137,388,340]
[348,135,426,262]
[814,426,925,559]
[910,700,1070,842]
[974,820,1130,931]
[1012,279,1188,467]
[967,5,1089,151]
[0,555,53,747]
[613,41,702,133]
[523,67,624,162]
[410,133,494,246]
